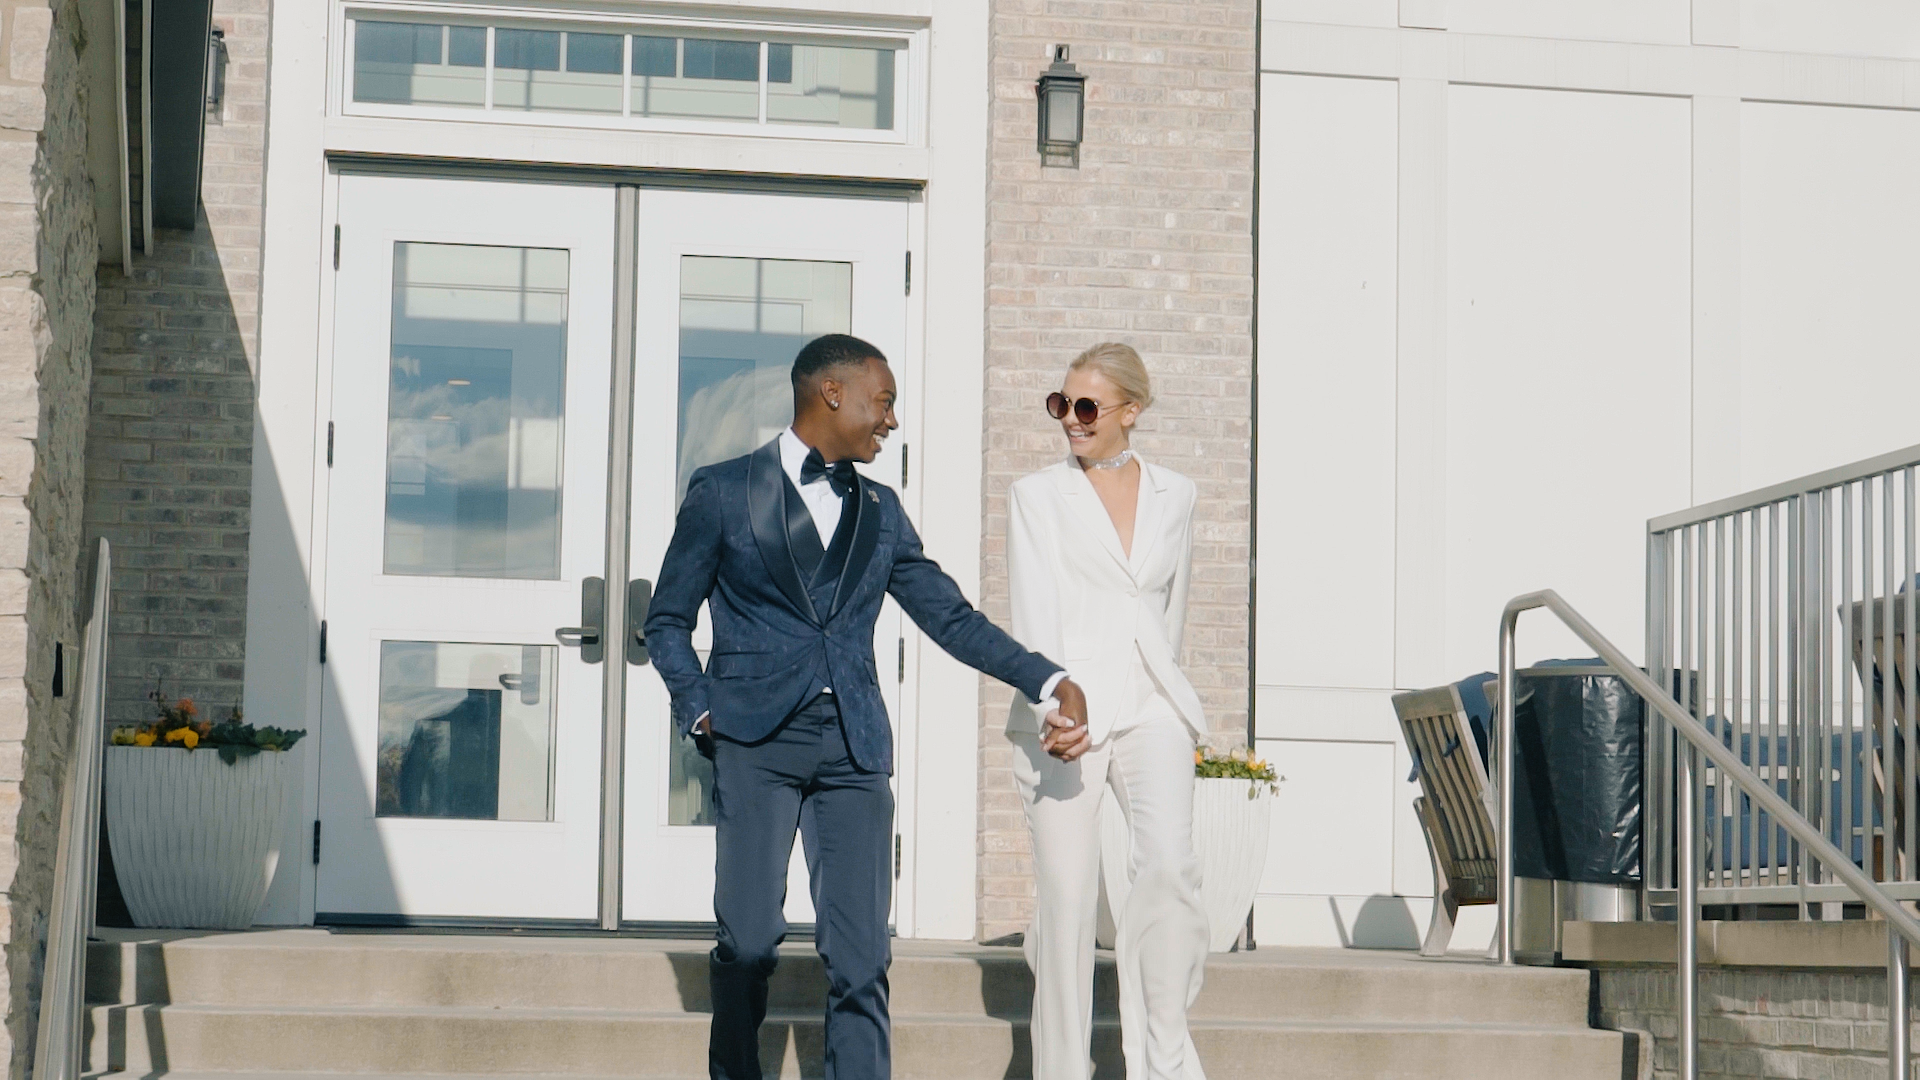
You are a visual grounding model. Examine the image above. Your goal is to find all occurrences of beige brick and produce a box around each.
[0,204,34,277]
[7,5,52,84]
[0,85,45,133]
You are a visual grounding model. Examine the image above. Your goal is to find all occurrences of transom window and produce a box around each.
[346,12,904,138]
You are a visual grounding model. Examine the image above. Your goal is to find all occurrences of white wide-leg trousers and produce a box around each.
[1011,682,1208,1080]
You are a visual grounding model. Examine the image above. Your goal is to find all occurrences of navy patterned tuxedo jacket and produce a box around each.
[644,438,1061,774]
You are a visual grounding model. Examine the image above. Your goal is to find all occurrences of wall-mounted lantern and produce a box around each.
[1036,45,1085,168]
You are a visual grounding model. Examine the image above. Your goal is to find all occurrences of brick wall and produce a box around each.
[977,0,1258,940]
[0,0,96,1070]
[1598,965,1917,1080]
[85,0,265,725]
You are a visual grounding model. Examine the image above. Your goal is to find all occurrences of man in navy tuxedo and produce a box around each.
[645,334,1089,1080]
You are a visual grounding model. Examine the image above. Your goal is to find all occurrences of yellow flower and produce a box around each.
[1194,749,1204,765]
[180,730,199,749]
[1249,758,1265,771]
[133,732,156,747]
[164,728,189,744]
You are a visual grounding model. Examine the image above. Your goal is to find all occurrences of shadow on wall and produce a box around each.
[1328,894,1421,950]
[87,210,262,925]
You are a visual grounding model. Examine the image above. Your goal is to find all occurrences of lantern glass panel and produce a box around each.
[1044,83,1081,145]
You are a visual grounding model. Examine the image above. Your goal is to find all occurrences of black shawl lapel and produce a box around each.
[830,470,884,619]
[747,440,820,625]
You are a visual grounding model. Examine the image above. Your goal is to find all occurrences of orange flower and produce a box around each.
[178,698,198,716]
[1194,749,1204,765]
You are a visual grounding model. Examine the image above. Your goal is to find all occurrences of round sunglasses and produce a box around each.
[1046,392,1127,425]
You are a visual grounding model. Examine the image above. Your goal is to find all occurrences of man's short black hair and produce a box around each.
[791,334,886,393]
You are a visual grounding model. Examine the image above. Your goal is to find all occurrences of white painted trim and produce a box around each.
[902,0,987,943]
[248,0,337,927]
[322,115,930,179]
[1261,19,1920,111]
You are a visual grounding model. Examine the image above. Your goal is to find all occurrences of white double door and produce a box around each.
[316,173,908,923]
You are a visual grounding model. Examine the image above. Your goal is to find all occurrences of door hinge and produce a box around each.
[897,638,905,682]
[312,820,322,865]
[894,834,902,880]
[900,444,909,488]
[332,224,341,270]
[904,251,911,295]
[318,620,328,664]
[326,421,334,467]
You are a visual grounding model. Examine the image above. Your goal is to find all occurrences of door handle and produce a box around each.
[627,578,653,666]
[556,576,605,664]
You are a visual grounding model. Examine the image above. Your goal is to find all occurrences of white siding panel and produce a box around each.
[1262,0,1397,30]
[1743,1,1920,60]
[1446,0,1689,45]
[1739,103,1920,491]
[1445,86,1691,672]
[1257,738,1396,897]
[1255,74,1399,690]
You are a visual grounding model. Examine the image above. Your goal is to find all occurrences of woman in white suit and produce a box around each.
[1007,342,1210,1080]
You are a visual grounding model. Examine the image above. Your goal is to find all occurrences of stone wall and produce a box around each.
[85,0,265,725]
[0,0,97,1071]
[977,0,1258,939]
[1597,965,1915,1080]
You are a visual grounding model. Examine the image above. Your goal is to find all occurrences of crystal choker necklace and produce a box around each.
[1079,449,1134,471]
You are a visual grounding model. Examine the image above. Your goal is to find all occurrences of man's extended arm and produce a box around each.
[886,503,1084,726]
[642,470,724,736]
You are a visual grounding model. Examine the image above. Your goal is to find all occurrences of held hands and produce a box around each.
[1042,678,1091,761]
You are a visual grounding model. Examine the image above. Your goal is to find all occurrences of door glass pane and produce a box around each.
[766,43,896,130]
[674,256,851,500]
[667,256,852,826]
[493,30,623,115]
[353,21,486,108]
[376,641,556,821]
[630,38,761,121]
[386,242,568,579]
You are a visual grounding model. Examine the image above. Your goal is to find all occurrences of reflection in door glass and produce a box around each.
[674,257,852,500]
[376,641,557,821]
[669,256,853,826]
[386,243,568,579]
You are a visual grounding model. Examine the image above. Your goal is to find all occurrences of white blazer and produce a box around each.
[1005,454,1207,742]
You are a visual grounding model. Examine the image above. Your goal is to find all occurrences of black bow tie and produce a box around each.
[800,447,857,499]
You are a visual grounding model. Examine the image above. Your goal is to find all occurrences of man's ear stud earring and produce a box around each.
[830,401,839,410]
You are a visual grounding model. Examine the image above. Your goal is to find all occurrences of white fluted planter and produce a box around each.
[1191,778,1273,952]
[1096,777,1274,953]
[105,747,292,930]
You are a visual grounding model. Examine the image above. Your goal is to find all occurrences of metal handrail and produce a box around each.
[1648,440,1920,533]
[1498,588,1916,1080]
[33,540,112,1080]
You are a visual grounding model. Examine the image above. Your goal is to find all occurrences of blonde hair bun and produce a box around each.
[1068,342,1154,409]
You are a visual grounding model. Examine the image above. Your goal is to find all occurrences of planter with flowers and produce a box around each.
[104,688,307,929]
[1098,745,1282,953]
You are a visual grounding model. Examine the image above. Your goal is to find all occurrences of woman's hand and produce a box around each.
[1043,678,1091,761]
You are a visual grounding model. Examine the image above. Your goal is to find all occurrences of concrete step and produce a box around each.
[84,931,1595,1028]
[85,1003,1630,1080]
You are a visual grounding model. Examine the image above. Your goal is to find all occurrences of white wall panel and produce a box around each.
[1255,74,1399,691]
[1445,86,1691,672]
[1262,0,1397,30]
[1743,2,1920,60]
[1447,0,1688,45]
[1739,103,1920,491]
[1256,738,1396,897]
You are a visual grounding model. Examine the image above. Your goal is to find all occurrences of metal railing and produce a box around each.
[1644,442,1920,912]
[34,540,112,1080]
[1499,588,1920,1080]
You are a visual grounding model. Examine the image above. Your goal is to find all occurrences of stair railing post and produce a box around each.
[1893,925,1910,1080]
[1677,731,1698,1080]
[1498,610,1518,966]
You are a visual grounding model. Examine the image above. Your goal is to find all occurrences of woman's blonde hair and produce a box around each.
[1068,342,1154,409]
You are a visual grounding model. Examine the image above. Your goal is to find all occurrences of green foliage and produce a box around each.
[1194,745,1283,799]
